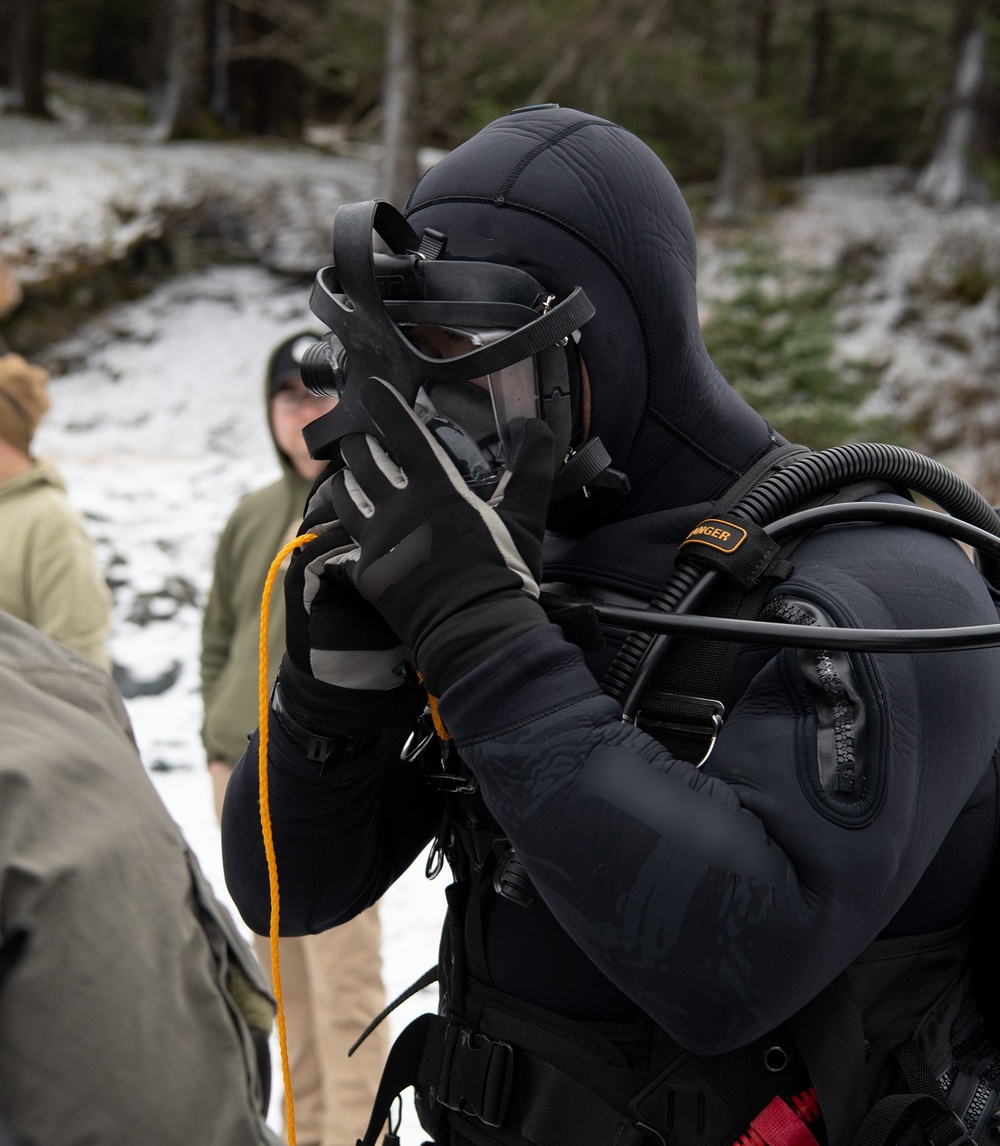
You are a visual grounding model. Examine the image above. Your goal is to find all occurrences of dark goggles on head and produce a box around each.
[298,199,594,491]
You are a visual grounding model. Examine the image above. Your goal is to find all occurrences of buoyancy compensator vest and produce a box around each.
[356,443,1000,1146]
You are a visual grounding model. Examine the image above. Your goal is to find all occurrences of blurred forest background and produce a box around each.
[2,0,1000,490]
[4,0,1000,211]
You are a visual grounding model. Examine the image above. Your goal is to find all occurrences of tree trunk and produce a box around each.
[710,116,764,223]
[380,0,420,210]
[802,0,830,176]
[211,0,231,125]
[6,0,50,118]
[153,0,208,140]
[917,1,986,209]
[709,0,770,223]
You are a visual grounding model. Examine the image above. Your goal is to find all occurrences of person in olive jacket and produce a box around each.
[0,353,111,668]
[201,332,388,1146]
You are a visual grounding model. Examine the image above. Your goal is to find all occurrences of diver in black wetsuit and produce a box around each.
[222,107,1000,1146]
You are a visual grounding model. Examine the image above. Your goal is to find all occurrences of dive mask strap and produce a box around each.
[303,284,596,461]
[551,437,630,503]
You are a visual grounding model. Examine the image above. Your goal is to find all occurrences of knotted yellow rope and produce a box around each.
[258,532,317,1146]
[418,671,451,742]
[257,534,453,1145]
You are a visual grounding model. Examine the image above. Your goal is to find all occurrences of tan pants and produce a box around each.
[214,765,388,1146]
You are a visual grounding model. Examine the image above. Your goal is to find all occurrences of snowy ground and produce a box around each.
[698,167,1000,499]
[0,115,375,281]
[32,264,447,1138]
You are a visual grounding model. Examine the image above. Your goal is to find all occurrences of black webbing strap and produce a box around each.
[679,516,791,589]
[631,444,810,761]
[357,1015,445,1146]
[788,975,868,1146]
[507,1055,649,1146]
[894,1042,949,1101]
[356,1014,652,1146]
[551,438,630,504]
[852,1095,968,1146]
[638,472,896,763]
[713,443,813,510]
[348,965,439,1057]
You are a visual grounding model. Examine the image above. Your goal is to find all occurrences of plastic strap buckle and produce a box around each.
[920,1107,970,1146]
[436,1023,514,1128]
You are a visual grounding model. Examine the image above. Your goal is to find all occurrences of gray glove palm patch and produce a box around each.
[329,378,554,695]
[284,512,413,694]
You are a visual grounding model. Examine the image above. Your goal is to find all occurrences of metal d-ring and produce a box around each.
[401,727,434,762]
[631,696,726,769]
[695,712,725,769]
[425,839,445,880]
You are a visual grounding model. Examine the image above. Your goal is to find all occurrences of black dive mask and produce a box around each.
[299,200,598,495]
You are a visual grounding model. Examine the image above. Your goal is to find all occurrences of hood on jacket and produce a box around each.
[263,330,323,480]
[404,107,778,532]
[0,458,66,504]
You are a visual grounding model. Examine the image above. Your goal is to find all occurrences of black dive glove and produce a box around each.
[278,513,424,737]
[326,377,554,697]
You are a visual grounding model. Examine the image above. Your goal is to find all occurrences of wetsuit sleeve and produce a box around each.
[437,529,1000,1055]
[221,715,443,937]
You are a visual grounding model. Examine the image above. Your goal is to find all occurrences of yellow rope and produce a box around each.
[258,531,317,1146]
[426,690,451,741]
[257,536,451,1144]
[416,670,451,741]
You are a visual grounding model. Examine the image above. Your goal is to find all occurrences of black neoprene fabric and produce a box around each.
[222,107,1000,1058]
[404,107,778,534]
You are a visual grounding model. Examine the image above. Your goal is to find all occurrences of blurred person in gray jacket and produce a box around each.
[0,610,278,1146]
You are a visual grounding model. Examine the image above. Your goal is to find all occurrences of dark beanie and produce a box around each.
[266,331,322,397]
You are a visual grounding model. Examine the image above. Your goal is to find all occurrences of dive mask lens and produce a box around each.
[414,407,501,488]
[402,324,539,478]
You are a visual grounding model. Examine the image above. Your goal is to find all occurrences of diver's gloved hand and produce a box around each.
[327,377,554,697]
[278,516,425,735]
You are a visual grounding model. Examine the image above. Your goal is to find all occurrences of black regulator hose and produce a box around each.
[573,502,1000,655]
[602,443,1000,713]
[592,607,1000,654]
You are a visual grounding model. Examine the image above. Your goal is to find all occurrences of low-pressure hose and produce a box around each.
[602,443,1000,709]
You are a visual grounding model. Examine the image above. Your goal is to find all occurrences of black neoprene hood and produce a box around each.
[404,106,777,525]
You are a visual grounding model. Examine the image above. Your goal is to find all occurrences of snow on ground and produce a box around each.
[0,115,375,280]
[33,264,447,1138]
[698,168,1000,499]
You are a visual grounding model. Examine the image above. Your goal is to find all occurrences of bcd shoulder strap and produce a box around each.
[638,470,894,764]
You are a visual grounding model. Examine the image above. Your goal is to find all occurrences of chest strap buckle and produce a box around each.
[436,1023,514,1128]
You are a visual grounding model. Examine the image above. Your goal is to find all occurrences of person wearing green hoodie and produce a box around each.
[0,353,111,669]
[201,331,388,1146]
